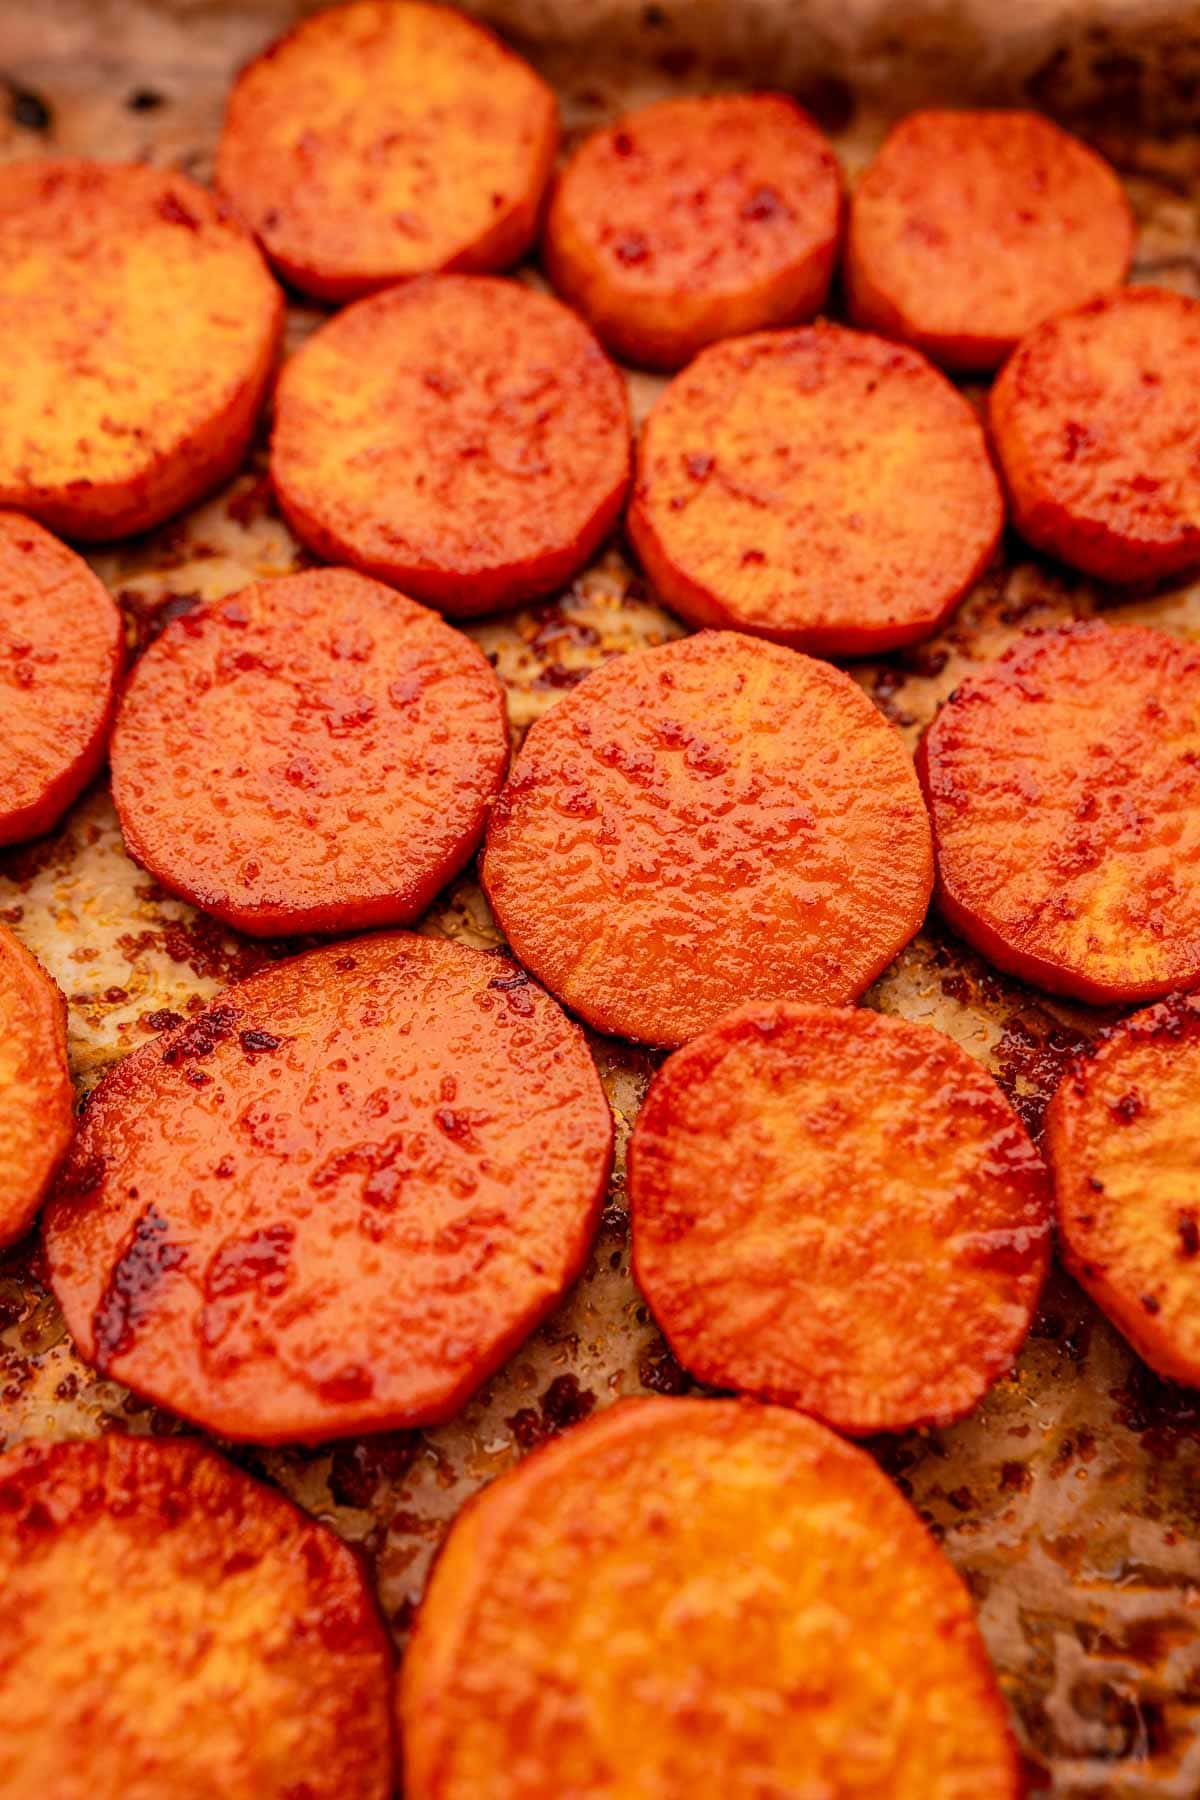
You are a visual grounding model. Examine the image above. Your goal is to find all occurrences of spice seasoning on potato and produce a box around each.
[0,924,73,1250]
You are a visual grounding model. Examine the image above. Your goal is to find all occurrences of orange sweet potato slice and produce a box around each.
[0,1434,393,1796]
[0,924,73,1249]
[216,0,559,302]
[109,567,509,937]
[271,275,631,616]
[918,620,1200,1003]
[481,631,932,1046]
[1045,993,1200,1385]
[0,512,123,846]
[990,287,1200,583]
[629,1003,1050,1434]
[43,933,612,1443]
[400,1396,1022,1799]
[0,160,282,540]
[846,109,1133,372]
[544,92,842,371]
[627,323,1003,654]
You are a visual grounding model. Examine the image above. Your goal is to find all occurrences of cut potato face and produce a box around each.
[0,924,73,1249]
[0,160,282,539]
[216,0,558,300]
[545,92,842,370]
[401,1397,1021,1799]
[1046,993,1200,1385]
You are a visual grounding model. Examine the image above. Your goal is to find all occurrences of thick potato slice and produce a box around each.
[0,160,282,539]
[1046,993,1200,1384]
[0,924,73,1249]
[918,620,1200,1002]
[847,110,1133,371]
[216,0,558,302]
[544,92,842,370]
[400,1397,1021,1798]
[627,324,1002,654]
[0,1434,393,1797]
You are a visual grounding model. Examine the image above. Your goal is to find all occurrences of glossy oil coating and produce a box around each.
[216,1,559,302]
[481,632,933,1046]
[629,1003,1050,1434]
[0,511,123,846]
[0,1434,393,1798]
[0,161,282,540]
[846,110,1133,372]
[43,933,613,1442]
[627,323,1003,654]
[918,621,1200,1002]
[400,1397,1021,1799]
[990,287,1200,583]
[109,568,510,936]
[271,274,631,615]
[1046,993,1200,1385]
[544,93,842,371]
[0,924,73,1249]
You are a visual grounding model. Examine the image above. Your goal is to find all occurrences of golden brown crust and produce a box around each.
[0,923,73,1249]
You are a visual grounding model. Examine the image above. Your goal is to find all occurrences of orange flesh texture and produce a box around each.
[42,933,612,1443]
[918,620,1200,1003]
[109,568,509,937]
[544,92,843,371]
[990,286,1200,583]
[627,324,1003,655]
[400,1397,1021,1800]
[0,1435,394,1798]
[0,511,123,846]
[1045,993,1200,1385]
[0,160,282,540]
[0,925,73,1249]
[481,631,933,1047]
[216,0,559,302]
[846,109,1134,372]
[270,275,631,615]
[629,1003,1050,1434]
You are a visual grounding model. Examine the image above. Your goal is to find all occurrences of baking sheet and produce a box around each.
[1,3,1200,1793]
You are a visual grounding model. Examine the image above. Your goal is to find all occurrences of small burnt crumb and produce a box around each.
[999,1460,1032,1494]
[1141,1294,1162,1315]
[162,1003,239,1066]
[92,1204,187,1364]
[638,1335,692,1395]
[142,1008,184,1034]
[946,1485,974,1513]
[126,87,165,111]
[7,83,52,133]
[239,1028,282,1056]
[328,1434,419,1509]
[1177,1211,1200,1260]
[506,1373,596,1450]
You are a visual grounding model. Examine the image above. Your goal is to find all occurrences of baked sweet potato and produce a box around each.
[0,924,73,1249]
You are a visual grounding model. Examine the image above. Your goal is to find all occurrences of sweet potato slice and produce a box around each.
[216,0,558,302]
[918,621,1200,1002]
[481,631,932,1046]
[627,324,1002,654]
[109,568,509,936]
[43,933,612,1442]
[271,276,631,615]
[0,1434,393,1797]
[630,1003,1050,1434]
[0,160,282,540]
[1045,993,1200,1385]
[846,110,1133,372]
[0,924,73,1249]
[0,512,123,845]
[401,1396,1021,1799]
[990,287,1200,583]
[544,93,842,371]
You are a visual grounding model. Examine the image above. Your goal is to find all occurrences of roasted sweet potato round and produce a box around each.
[630,1003,1050,1434]
[43,933,612,1442]
[401,1397,1021,1798]
[990,287,1200,583]
[0,1434,393,1797]
[918,621,1200,1002]
[627,324,1003,654]
[1046,993,1200,1385]
[109,568,509,936]
[216,0,558,301]
[0,924,73,1249]
[271,275,630,615]
[481,631,932,1046]
[0,160,282,540]
[544,92,842,371]
[0,512,123,846]
[846,110,1134,372]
